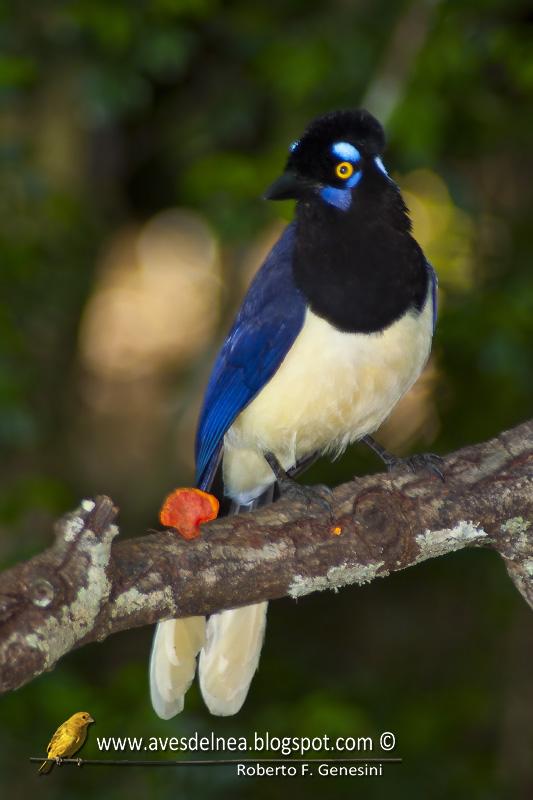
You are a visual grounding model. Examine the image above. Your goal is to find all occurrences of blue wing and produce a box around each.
[195,223,306,490]
[426,261,438,334]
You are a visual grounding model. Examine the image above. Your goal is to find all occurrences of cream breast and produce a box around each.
[223,294,434,502]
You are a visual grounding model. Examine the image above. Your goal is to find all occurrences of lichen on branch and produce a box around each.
[0,420,531,695]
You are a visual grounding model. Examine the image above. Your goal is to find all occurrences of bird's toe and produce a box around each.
[392,452,445,482]
[279,479,333,517]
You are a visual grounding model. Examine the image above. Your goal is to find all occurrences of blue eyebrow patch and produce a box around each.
[289,140,299,152]
[331,141,361,162]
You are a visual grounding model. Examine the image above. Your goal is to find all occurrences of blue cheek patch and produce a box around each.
[345,171,362,189]
[320,170,362,210]
[289,140,299,152]
[332,141,361,162]
[320,186,352,210]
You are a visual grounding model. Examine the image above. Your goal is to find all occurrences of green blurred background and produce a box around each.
[0,0,532,797]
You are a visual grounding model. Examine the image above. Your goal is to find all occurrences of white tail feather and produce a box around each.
[150,616,206,719]
[199,602,268,716]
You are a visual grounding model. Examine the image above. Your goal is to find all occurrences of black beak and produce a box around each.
[263,172,310,201]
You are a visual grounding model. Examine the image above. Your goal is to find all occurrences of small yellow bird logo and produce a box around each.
[38,711,94,775]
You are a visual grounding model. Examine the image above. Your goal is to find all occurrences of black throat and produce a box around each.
[292,171,429,334]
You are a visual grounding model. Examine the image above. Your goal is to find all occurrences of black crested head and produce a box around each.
[293,108,386,161]
[264,109,387,203]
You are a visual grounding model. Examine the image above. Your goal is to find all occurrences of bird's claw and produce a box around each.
[76,758,83,767]
[55,757,63,766]
[264,450,333,516]
[385,452,445,482]
[278,478,334,517]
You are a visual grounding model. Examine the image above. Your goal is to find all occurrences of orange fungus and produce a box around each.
[159,488,219,540]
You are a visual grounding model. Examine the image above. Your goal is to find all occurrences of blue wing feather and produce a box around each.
[195,223,306,490]
[426,261,438,334]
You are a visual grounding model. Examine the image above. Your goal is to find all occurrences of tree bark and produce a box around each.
[0,419,531,695]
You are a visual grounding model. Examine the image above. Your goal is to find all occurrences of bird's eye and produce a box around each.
[335,161,354,180]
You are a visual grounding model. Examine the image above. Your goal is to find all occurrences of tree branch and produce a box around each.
[1,420,531,694]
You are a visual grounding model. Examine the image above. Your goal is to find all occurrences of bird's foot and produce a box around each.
[76,758,83,768]
[362,436,445,482]
[279,478,333,516]
[385,451,445,481]
[265,452,333,516]
[55,757,63,767]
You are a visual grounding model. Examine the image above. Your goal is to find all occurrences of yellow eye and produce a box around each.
[335,161,354,180]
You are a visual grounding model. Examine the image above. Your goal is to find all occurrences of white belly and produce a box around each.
[223,296,434,502]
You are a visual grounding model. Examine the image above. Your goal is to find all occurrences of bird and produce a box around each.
[38,711,94,774]
[150,108,440,718]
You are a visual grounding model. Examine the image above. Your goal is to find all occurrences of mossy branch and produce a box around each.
[0,419,531,694]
